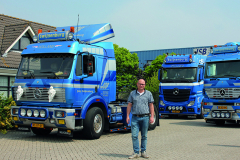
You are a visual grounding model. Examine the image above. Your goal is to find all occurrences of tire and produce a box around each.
[31,128,52,135]
[215,120,225,126]
[197,102,204,119]
[83,107,104,139]
[148,105,158,130]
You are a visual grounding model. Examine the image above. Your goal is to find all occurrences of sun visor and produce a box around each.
[56,23,114,44]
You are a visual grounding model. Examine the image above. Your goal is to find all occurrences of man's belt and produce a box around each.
[133,114,150,117]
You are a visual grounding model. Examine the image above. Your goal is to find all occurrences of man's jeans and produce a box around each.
[131,115,149,154]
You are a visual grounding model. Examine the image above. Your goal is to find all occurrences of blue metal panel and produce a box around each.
[131,46,212,69]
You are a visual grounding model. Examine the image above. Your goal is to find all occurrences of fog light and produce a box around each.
[27,110,32,117]
[179,106,183,110]
[58,119,65,124]
[168,106,171,110]
[217,113,221,118]
[56,111,65,117]
[176,106,179,110]
[172,106,176,110]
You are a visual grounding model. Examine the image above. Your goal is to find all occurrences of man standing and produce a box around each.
[126,79,154,159]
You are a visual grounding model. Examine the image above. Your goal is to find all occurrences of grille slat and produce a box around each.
[163,89,190,102]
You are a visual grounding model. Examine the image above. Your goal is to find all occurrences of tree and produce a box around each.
[114,44,140,98]
[145,71,160,106]
[144,52,176,78]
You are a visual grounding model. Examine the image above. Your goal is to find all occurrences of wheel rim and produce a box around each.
[93,114,102,133]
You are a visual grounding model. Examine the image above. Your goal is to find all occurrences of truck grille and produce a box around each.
[163,89,190,102]
[13,87,66,102]
[205,88,240,99]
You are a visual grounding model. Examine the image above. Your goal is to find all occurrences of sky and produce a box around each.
[1,0,240,52]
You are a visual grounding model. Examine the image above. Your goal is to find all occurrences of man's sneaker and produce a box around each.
[141,151,149,158]
[128,152,139,159]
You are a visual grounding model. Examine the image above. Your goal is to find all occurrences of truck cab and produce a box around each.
[203,42,240,125]
[159,54,206,118]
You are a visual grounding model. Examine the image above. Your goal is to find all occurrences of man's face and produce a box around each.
[137,79,146,90]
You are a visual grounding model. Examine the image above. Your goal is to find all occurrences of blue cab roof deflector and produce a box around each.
[57,23,114,44]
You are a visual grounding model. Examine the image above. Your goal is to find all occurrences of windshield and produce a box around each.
[205,60,240,78]
[16,53,74,79]
[161,68,197,82]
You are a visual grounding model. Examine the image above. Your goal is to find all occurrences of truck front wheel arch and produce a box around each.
[83,107,105,139]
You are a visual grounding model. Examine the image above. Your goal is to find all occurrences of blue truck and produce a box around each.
[10,23,159,139]
[158,54,206,118]
[203,42,240,125]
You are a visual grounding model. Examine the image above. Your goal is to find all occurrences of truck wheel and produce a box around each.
[215,120,225,126]
[83,107,104,139]
[148,105,158,130]
[31,128,52,135]
[197,102,204,119]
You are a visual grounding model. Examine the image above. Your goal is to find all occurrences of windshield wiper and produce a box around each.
[20,69,35,79]
[40,71,59,79]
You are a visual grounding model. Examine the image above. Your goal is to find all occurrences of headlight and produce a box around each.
[189,58,193,62]
[212,112,216,118]
[236,109,240,113]
[216,112,221,118]
[238,46,240,51]
[179,106,183,110]
[68,33,74,40]
[12,108,19,115]
[221,113,225,118]
[168,106,171,110]
[40,110,46,118]
[27,110,32,117]
[160,100,165,106]
[204,109,210,112]
[20,109,26,116]
[33,110,39,117]
[235,103,240,106]
[188,101,195,106]
[176,106,179,110]
[56,111,65,117]
[172,106,176,110]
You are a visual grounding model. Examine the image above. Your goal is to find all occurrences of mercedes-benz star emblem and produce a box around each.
[33,89,42,99]
[220,89,225,96]
[173,88,179,95]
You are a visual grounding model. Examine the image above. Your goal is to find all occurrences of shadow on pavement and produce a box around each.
[208,144,240,148]
[99,153,129,158]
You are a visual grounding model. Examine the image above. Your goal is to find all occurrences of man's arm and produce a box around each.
[149,103,154,124]
[126,102,132,124]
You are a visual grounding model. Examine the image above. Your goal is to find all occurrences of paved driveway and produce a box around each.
[1,118,240,160]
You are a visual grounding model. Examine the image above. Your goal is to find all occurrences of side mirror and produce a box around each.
[158,69,161,80]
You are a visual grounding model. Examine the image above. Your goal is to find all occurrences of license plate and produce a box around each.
[218,106,227,109]
[172,110,180,113]
[31,123,44,128]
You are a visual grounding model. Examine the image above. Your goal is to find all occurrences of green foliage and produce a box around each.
[114,44,140,97]
[0,95,16,134]
[145,72,160,106]
[144,52,176,78]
